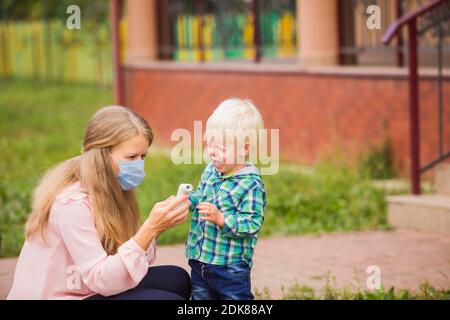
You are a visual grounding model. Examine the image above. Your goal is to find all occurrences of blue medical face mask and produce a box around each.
[114,157,146,191]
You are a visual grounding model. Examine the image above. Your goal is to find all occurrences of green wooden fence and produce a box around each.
[0,20,113,85]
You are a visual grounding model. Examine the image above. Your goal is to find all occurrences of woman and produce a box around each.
[7,106,191,300]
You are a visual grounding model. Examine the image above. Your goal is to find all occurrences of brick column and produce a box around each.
[297,0,339,66]
[125,0,158,61]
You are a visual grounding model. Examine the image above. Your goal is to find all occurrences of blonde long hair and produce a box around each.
[25,106,153,255]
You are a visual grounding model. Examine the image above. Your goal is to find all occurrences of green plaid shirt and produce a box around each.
[185,162,266,268]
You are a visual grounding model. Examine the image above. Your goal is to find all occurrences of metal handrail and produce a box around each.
[382,0,449,195]
[383,0,446,44]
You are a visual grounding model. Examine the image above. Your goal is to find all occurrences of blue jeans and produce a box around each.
[188,259,254,300]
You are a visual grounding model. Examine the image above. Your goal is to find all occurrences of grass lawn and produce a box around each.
[0,79,391,257]
[256,281,450,300]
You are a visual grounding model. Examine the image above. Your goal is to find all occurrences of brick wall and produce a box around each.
[123,66,450,176]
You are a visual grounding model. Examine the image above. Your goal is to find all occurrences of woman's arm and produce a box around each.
[54,195,190,297]
[54,200,147,296]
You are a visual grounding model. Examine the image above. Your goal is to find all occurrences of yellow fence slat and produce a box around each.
[0,20,112,85]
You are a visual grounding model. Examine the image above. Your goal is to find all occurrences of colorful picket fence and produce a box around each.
[0,11,296,83]
[173,11,297,62]
[0,20,115,85]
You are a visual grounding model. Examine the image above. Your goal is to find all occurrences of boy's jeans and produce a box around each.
[188,259,254,300]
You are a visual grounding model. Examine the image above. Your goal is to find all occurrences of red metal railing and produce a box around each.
[383,0,448,195]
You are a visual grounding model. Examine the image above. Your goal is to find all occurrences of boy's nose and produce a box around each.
[209,154,221,162]
[209,149,217,158]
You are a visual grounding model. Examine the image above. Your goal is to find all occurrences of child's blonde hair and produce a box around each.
[25,106,153,255]
[206,98,264,148]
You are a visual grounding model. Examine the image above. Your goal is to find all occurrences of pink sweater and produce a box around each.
[7,182,156,300]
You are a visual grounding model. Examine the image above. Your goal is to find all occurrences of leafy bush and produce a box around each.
[358,138,396,179]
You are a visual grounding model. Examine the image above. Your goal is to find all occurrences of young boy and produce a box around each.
[186,98,267,300]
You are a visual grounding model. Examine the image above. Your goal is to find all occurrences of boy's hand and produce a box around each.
[197,202,224,228]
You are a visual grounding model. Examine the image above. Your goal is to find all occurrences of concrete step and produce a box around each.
[387,194,450,235]
[435,164,450,196]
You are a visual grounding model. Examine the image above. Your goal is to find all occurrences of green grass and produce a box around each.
[0,79,389,257]
[255,281,450,300]
[0,79,114,256]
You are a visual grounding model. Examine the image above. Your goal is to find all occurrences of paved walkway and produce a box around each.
[1,228,449,299]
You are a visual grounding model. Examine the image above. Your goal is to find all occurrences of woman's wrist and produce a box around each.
[134,221,159,251]
[144,220,160,239]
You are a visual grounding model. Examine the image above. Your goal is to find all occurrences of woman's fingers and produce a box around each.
[144,196,189,237]
[165,195,189,210]
[170,201,190,218]
[155,195,175,208]
[173,210,188,225]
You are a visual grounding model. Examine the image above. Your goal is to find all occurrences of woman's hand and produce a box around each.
[146,195,190,236]
[134,195,190,250]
